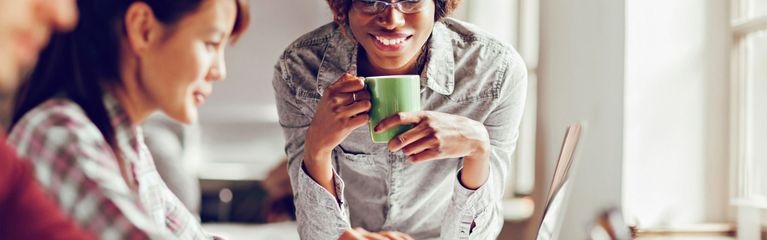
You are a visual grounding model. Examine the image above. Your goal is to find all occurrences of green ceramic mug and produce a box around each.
[364,75,421,143]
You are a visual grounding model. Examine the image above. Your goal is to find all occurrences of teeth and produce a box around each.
[375,36,406,46]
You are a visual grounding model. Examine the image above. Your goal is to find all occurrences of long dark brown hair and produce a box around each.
[11,0,249,150]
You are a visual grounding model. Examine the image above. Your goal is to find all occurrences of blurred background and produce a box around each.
[143,0,767,239]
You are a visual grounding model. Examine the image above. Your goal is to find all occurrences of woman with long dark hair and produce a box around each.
[8,0,249,238]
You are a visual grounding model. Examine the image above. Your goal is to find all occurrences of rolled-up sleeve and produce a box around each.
[441,49,528,239]
[272,55,351,240]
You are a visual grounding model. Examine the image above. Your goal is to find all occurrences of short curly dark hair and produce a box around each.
[326,0,463,27]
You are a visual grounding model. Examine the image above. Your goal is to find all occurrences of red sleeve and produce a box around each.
[0,139,96,240]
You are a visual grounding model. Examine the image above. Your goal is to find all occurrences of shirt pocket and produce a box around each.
[295,87,321,117]
[444,87,497,103]
[336,150,379,176]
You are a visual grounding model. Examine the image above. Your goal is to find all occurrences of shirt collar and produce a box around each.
[423,22,455,95]
[316,21,455,95]
[103,91,144,164]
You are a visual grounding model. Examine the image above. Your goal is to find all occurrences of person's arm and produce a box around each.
[273,58,355,239]
[441,51,528,239]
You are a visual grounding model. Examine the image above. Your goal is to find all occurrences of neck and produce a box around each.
[107,84,153,126]
[357,47,425,76]
[113,58,155,125]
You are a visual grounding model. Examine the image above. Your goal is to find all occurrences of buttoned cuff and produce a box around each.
[452,168,493,238]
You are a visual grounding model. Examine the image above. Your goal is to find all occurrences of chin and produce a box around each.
[179,112,197,124]
[177,116,195,124]
[0,63,18,89]
[184,107,199,124]
[166,109,196,124]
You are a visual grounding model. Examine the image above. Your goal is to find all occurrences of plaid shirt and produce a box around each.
[8,93,212,239]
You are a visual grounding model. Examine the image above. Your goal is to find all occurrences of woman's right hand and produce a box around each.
[305,73,370,158]
[303,73,370,195]
[338,228,414,240]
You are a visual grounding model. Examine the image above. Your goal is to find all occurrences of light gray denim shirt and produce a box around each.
[273,18,527,240]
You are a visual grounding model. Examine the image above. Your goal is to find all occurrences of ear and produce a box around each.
[123,2,162,54]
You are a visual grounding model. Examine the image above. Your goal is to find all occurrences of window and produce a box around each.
[623,0,731,230]
[731,0,767,237]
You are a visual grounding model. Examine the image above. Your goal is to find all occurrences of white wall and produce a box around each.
[210,0,331,108]
[538,0,625,238]
[538,0,730,235]
[463,0,517,46]
[623,0,730,227]
[195,1,332,180]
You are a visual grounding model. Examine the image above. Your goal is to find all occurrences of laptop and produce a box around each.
[535,123,582,240]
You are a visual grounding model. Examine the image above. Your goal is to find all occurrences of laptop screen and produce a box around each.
[536,124,582,240]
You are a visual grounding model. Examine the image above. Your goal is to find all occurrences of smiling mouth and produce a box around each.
[193,92,208,106]
[370,33,414,51]
[374,35,411,46]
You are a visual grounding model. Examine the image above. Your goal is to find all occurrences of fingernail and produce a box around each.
[389,145,399,152]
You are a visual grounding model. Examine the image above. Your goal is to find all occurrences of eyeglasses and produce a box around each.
[353,0,425,15]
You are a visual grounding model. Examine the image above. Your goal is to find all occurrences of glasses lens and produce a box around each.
[396,0,422,13]
[356,0,382,14]
[355,0,423,14]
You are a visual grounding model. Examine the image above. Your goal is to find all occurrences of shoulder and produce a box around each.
[442,18,527,89]
[279,22,341,63]
[8,98,110,161]
[442,18,525,69]
[440,18,513,52]
[274,22,353,90]
[10,98,100,138]
[11,98,90,127]
[285,22,340,50]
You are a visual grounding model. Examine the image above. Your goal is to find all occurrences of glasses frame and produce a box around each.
[353,0,425,15]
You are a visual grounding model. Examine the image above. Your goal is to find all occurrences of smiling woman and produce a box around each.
[6,0,249,238]
[274,0,528,239]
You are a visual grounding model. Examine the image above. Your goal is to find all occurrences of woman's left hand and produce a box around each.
[374,111,491,189]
